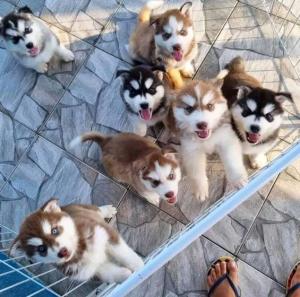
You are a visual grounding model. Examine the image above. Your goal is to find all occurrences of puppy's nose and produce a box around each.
[172,44,181,51]
[250,125,260,133]
[58,247,69,258]
[165,191,175,198]
[197,122,208,130]
[140,103,149,110]
[26,42,33,49]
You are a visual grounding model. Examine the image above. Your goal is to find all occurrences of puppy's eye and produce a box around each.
[168,172,175,180]
[207,103,214,111]
[242,110,251,117]
[152,180,161,188]
[12,36,21,44]
[179,29,187,36]
[265,113,274,122]
[184,106,194,114]
[24,27,32,34]
[148,86,156,95]
[37,244,47,256]
[162,32,171,40]
[51,227,59,236]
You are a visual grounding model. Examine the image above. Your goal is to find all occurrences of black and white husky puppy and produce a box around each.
[117,65,169,136]
[0,6,74,73]
[222,57,293,169]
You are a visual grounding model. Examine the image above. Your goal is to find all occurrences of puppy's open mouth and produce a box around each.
[172,50,183,62]
[29,47,40,57]
[246,132,260,144]
[139,108,152,121]
[167,196,177,204]
[195,129,210,139]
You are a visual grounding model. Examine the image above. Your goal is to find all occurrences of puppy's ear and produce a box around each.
[236,86,252,100]
[162,147,178,161]
[275,92,293,103]
[179,1,192,17]
[211,69,228,89]
[18,6,33,14]
[10,236,25,257]
[150,16,160,28]
[116,69,130,78]
[41,198,61,213]
[152,65,166,81]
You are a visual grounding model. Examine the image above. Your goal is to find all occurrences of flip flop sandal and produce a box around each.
[286,261,300,297]
[207,256,241,297]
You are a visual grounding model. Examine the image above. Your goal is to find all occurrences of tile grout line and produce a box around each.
[193,0,239,79]
[0,3,127,194]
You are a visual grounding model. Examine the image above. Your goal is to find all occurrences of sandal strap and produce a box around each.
[208,273,241,297]
[287,283,300,297]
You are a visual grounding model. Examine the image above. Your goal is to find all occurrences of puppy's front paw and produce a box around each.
[99,205,117,219]
[128,256,144,272]
[117,268,132,283]
[36,63,48,73]
[180,63,194,78]
[63,49,75,62]
[192,181,208,202]
[180,68,194,78]
[228,175,248,190]
[249,154,268,169]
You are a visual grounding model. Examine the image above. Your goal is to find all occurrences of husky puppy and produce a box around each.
[117,65,169,136]
[10,199,143,283]
[129,1,198,89]
[70,132,181,206]
[0,6,74,73]
[222,57,293,169]
[167,71,247,201]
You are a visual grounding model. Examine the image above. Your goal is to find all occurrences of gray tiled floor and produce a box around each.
[0,0,299,296]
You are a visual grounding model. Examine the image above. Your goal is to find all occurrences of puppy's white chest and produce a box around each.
[73,226,109,280]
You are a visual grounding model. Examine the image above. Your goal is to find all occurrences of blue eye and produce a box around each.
[51,227,59,236]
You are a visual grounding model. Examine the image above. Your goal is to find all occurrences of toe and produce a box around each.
[220,261,227,275]
[215,263,221,277]
[290,265,300,287]
[228,260,239,284]
[207,274,213,287]
[211,268,217,282]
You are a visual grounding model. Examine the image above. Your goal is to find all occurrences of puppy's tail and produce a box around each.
[225,56,245,73]
[139,1,164,24]
[69,132,110,149]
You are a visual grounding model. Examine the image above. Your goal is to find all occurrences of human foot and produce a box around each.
[287,263,300,297]
[207,258,240,297]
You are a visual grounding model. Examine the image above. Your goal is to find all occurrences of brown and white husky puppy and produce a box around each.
[10,199,144,283]
[167,71,248,201]
[129,1,198,89]
[70,132,181,206]
[222,57,293,169]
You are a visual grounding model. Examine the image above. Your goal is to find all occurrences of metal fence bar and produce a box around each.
[100,140,300,297]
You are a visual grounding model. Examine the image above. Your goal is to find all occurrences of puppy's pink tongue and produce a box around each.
[140,109,152,121]
[196,130,209,139]
[172,50,183,62]
[247,132,260,143]
[167,196,177,204]
[29,47,39,56]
